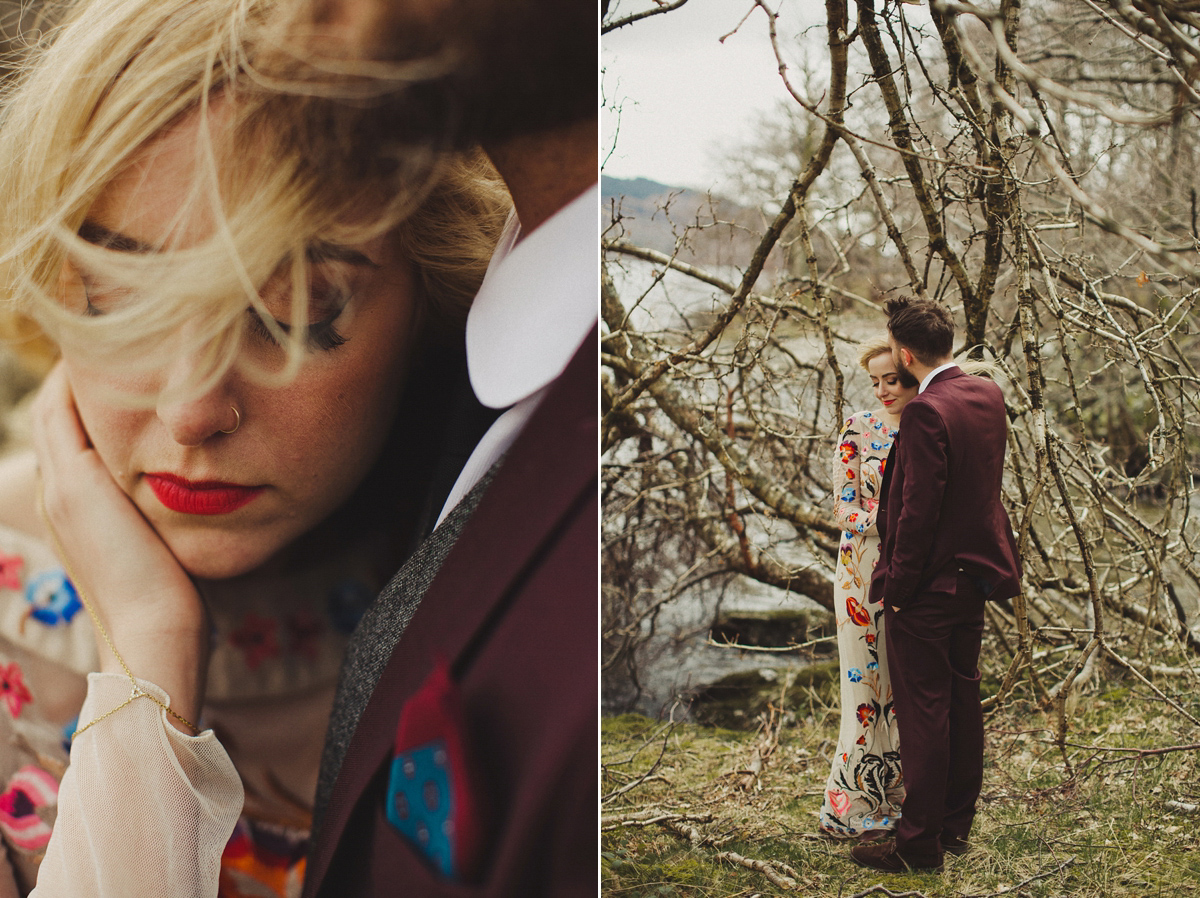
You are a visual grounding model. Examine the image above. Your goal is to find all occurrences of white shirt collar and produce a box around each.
[465,184,598,409]
[919,362,958,393]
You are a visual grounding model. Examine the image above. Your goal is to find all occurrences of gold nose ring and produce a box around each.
[219,405,241,435]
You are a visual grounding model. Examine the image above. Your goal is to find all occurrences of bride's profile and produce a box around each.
[0,0,509,893]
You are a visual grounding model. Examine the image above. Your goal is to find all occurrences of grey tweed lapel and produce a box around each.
[310,462,500,839]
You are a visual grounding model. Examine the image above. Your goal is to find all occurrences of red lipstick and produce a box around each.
[145,473,264,515]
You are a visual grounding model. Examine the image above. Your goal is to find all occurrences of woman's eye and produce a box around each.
[247,307,348,352]
[77,273,134,316]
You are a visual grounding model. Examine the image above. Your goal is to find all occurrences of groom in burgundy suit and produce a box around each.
[853,297,1021,872]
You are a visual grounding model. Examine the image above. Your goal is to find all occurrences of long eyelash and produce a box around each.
[247,310,347,351]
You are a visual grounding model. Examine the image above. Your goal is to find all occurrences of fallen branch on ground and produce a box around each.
[961,855,1077,897]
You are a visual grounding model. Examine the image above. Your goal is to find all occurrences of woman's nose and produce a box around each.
[156,391,240,446]
[155,351,240,446]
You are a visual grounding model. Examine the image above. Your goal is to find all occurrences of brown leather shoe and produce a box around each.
[940,836,970,856]
[850,841,942,872]
[857,828,891,844]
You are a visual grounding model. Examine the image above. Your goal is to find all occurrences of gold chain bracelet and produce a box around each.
[37,482,198,737]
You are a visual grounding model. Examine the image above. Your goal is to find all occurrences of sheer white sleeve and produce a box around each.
[30,673,243,897]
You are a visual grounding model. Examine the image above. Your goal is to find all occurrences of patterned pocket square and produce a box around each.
[385,660,484,881]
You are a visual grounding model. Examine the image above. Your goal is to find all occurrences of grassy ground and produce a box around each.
[602,665,1200,897]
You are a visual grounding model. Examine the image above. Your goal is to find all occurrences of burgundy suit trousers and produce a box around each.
[884,574,986,863]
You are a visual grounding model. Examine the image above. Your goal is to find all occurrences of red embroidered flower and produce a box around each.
[0,553,23,591]
[839,440,858,463]
[846,596,871,628]
[0,662,32,718]
[229,614,280,671]
[856,703,877,726]
[865,632,877,645]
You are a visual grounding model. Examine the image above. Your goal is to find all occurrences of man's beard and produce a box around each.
[893,349,919,389]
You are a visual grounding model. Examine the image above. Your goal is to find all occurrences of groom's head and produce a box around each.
[295,0,595,146]
[885,296,955,379]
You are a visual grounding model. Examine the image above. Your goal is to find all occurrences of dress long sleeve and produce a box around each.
[30,673,243,897]
[832,415,878,538]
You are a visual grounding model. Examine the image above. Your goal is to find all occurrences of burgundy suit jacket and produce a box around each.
[303,331,597,897]
[869,366,1021,608]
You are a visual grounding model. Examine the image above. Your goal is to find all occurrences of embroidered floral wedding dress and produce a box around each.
[0,520,386,897]
[819,410,905,838]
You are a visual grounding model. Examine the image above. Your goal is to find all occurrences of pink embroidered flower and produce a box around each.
[0,662,32,718]
[0,553,23,591]
[230,614,280,671]
[828,789,851,817]
[0,766,57,852]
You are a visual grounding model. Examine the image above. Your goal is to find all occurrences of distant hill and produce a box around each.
[601,174,675,200]
[602,175,774,270]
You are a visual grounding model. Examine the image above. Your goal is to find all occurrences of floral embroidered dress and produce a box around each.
[0,521,386,897]
[819,410,905,838]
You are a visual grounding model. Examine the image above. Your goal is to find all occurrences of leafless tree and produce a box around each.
[602,0,1200,752]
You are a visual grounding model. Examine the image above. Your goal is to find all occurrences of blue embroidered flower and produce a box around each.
[867,661,879,671]
[870,440,885,451]
[847,668,864,682]
[24,571,81,627]
[327,579,375,634]
[840,485,857,502]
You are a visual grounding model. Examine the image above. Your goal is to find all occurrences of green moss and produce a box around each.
[602,682,1200,897]
[688,661,840,729]
[603,712,660,739]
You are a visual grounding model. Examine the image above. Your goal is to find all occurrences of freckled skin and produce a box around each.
[62,110,418,580]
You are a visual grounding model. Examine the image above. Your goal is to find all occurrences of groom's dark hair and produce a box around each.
[885,295,954,364]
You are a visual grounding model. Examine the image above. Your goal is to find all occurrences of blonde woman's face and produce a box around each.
[58,110,417,579]
[867,351,918,417]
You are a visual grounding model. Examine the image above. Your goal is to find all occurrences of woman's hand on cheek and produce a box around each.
[32,364,208,732]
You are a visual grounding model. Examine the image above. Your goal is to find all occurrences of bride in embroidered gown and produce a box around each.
[819,337,918,841]
[0,1,509,893]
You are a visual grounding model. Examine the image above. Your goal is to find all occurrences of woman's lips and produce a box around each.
[883,399,895,406]
[145,473,264,516]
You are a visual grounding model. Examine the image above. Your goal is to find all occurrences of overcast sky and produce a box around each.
[601,0,819,193]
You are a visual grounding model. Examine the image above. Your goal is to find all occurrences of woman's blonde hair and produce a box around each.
[857,336,893,372]
[0,0,510,395]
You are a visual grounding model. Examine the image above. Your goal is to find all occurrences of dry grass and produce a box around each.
[602,665,1200,897]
